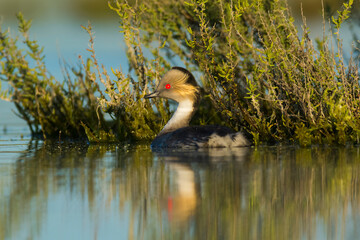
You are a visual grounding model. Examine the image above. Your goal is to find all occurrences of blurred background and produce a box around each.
[0,0,127,78]
[0,0,349,20]
[0,0,356,127]
[0,0,125,127]
[0,0,116,20]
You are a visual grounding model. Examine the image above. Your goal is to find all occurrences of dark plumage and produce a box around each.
[171,66,198,87]
[151,125,235,149]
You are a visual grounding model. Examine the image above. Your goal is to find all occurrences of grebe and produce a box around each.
[145,67,250,149]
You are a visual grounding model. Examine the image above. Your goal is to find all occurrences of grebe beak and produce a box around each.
[144,91,159,99]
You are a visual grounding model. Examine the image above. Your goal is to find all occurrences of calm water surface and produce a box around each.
[1,129,360,240]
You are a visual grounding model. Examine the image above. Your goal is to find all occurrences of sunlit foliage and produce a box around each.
[1,0,359,145]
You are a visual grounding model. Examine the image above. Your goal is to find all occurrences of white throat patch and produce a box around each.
[160,99,195,135]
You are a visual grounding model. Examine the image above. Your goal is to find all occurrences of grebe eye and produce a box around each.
[165,84,171,89]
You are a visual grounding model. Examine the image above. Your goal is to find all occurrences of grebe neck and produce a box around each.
[159,99,196,136]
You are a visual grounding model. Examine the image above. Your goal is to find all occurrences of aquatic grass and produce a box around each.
[1,0,360,145]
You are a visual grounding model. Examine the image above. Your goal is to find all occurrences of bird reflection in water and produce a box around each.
[167,163,197,223]
[154,147,250,224]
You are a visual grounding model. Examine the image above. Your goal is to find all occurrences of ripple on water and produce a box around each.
[0,123,32,162]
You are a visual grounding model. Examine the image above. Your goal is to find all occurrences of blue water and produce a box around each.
[2,142,360,240]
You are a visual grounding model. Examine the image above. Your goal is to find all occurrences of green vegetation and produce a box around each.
[0,14,103,139]
[0,0,359,145]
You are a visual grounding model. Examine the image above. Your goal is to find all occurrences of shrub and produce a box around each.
[1,0,359,145]
[110,0,359,145]
[0,13,102,139]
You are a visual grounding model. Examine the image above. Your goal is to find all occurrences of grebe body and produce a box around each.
[151,125,249,149]
[145,67,250,149]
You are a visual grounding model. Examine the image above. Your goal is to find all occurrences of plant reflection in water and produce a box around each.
[2,142,360,240]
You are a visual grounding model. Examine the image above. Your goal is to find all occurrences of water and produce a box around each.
[1,140,360,240]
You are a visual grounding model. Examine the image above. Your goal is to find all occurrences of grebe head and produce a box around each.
[145,67,200,103]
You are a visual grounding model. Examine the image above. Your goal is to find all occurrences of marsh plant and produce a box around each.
[0,0,359,145]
